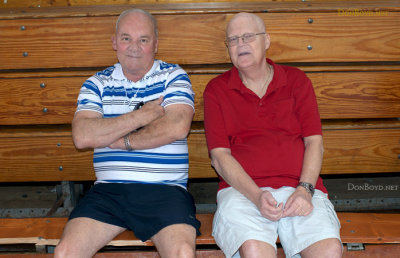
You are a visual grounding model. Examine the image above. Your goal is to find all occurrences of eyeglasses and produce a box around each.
[225,32,266,47]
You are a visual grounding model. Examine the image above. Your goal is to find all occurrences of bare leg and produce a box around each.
[151,223,196,258]
[54,217,126,258]
[300,238,342,258]
[239,239,276,258]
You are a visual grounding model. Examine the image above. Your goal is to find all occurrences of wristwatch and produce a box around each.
[298,182,315,197]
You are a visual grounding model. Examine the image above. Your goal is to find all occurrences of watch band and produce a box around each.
[298,182,315,197]
[124,134,133,151]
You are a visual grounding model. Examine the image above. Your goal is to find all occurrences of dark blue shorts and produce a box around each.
[69,183,201,241]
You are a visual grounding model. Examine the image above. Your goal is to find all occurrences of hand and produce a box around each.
[108,137,123,149]
[282,187,313,218]
[257,190,284,221]
[137,96,165,126]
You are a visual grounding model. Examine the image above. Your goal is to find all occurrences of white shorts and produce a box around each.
[212,186,342,258]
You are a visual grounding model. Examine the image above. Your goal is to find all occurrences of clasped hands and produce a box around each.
[256,188,313,221]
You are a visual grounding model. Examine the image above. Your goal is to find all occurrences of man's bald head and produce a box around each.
[226,12,266,37]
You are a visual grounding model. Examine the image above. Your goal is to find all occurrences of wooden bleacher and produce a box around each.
[0,1,399,257]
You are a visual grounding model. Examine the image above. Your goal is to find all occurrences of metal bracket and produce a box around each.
[46,181,76,217]
[347,243,365,251]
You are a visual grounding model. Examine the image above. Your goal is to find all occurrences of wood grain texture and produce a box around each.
[1,71,399,125]
[322,128,400,174]
[1,1,399,16]
[0,12,399,69]
[1,127,399,182]
[0,0,322,9]
[0,213,399,247]
[0,77,84,125]
[0,214,215,246]
[0,134,95,182]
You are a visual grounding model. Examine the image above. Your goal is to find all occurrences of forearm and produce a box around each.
[299,135,324,186]
[119,104,193,150]
[211,148,263,205]
[72,111,145,149]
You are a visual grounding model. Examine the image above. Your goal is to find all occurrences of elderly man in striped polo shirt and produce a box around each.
[55,8,200,258]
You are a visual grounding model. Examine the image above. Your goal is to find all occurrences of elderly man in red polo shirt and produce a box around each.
[204,12,342,258]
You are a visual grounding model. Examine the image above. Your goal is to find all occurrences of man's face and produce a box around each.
[226,15,269,71]
[112,12,158,81]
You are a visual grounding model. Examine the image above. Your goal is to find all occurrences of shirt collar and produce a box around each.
[111,60,159,82]
[228,58,287,95]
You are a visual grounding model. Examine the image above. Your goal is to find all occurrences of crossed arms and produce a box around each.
[72,97,194,151]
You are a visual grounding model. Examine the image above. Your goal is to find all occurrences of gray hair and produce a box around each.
[116,8,158,38]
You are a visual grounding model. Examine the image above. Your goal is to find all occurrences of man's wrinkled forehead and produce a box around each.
[226,13,266,36]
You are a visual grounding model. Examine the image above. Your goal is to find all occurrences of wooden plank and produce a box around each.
[2,245,400,257]
[1,63,400,79]
[0,127,399,182]
[312,71,400,119]
[339,212,400,244]
[0,213,399,249]
[322,128,400,175]
[1,2,399,18]
[1,71,399,125]
[0,77,83,125]
[0,133,95,182]
[0,12,399,70]
[0,0,338,9]
[0,251,226,258]
[0,214,214,246]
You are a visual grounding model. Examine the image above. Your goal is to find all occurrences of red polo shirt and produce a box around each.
[204,59,327,193]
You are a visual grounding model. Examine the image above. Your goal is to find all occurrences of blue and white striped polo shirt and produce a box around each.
[76,60,194,188]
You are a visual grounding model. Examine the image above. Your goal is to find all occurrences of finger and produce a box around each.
[283,203,297,217]
[263,209,282,221]
[268,202,284,215]
[284,195,294,210]
[303,205,314,216]
[157,96,164,103]
[262,191,278,207]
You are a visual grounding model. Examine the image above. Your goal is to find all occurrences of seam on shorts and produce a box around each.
[321,198,341,229]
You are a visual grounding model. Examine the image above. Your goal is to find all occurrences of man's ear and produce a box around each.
[154,39,159,54]
[264,33,271,51]
[111,35,117,51]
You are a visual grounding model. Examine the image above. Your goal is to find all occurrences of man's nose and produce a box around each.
[237,36,247,46]
[128,40,141,51]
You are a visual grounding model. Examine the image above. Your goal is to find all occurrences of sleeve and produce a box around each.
[292,70,322,137]
[75,75,104,115]
[162,66,195,111]
[203,79,231,154]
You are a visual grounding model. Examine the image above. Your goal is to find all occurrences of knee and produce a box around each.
[54,239,87,258]
[241,240,259,254]
[54,241,69,258]
[324,240,343,258]
[240,240,276,258]
[302,238,342,258]
[164,241,196,258]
